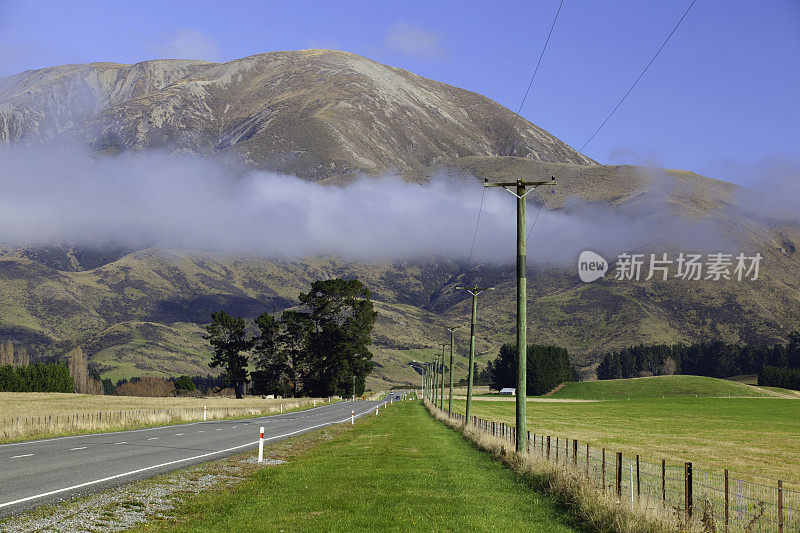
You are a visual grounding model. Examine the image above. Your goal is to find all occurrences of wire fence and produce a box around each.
[435,406,798,532]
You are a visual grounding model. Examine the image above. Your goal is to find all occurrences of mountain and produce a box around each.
[0,50,593,181]
[1,51,798,389]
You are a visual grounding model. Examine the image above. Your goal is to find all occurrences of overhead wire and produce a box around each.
[577,0,697,155]
[465,0,565,267]
[527,0,697,243]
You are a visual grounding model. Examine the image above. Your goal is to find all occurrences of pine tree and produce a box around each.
[204,311,252,399]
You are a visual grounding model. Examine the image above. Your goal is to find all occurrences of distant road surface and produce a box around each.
[0,398,385,516]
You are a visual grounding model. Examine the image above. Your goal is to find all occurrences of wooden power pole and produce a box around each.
[457,286,493,424]
[484,176,554,453]
[447,326,460,416]
[438,342,447,410]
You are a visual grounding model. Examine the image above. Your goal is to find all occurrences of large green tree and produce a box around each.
[490,343,574,395]
[204,311,252,399]
[251,312,286,396]
[299,279,376,397]
[280,310,312,397]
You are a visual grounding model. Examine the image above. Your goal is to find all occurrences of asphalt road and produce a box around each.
[0,398,387,516]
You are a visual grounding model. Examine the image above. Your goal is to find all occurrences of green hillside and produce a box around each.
[548,375,779,400]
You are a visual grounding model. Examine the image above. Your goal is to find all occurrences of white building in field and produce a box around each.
[499,388,516,396]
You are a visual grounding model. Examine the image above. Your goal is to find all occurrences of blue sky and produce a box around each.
[1,0,798,186]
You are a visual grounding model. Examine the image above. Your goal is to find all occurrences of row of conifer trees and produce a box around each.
[0,344,101,394]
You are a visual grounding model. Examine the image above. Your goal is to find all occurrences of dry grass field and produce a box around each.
[0,392,327,443]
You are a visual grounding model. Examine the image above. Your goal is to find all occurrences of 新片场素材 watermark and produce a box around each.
[577,251,762,283]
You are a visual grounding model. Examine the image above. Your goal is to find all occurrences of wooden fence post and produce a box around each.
[546,436,551,461]
[586,443,590,480]
[662,459,666,508]
[573,439,578,467]
[602,448,606,491]
[527,430,530,452]
[556,437,559,463]
[616,452,622,498]
[685,462,692,522]
[724,469,729,532]
[636,454,640,500]
[778,479,783,533]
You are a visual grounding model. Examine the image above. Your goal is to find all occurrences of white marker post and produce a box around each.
[351,410,354,425]
[280,403,283,414]
[375,406,378,415]
[258,426,264,464]
[203,406,207,421]
[630,465,634,507]
[313,399,316,407]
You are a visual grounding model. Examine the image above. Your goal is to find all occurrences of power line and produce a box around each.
[502,0,565,155]
[465,0,566,268]
[528,0,696,242]
[578,0,697,154]
[526,182,554,242]
[465,187,486,267]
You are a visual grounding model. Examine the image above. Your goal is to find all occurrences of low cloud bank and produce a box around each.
[0,146,752,264]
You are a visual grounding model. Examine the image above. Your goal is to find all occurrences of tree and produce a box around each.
[299,279,376,397]
[490,344,516,390]
[15,345,29,367]
[0,341,14,366]
[251,312,287,396]
[67,347,89,393]
[174,375,196,393]
[491,343,573,394]
[787,332,800,369]
[204,311,253,399]
[660,357,677,376]
[280,310,312,397]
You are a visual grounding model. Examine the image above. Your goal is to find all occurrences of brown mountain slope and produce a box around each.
[0,50,593,181]
[0,52,797,388]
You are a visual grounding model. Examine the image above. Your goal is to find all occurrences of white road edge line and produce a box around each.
[70,447,87,451]
[10,454,34,459]
[0,405,377,509]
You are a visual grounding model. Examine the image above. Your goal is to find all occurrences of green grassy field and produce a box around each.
[141,402,578,532]
[450,376,800,485]
[547,375,784,399]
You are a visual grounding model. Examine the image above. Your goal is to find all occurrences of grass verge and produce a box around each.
[136,401,579,532]
[425,402,700,533]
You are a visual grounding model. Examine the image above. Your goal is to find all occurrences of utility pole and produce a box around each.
[484,176,554,453]
[352,375,356,401]
[447,326,460,416]
[457,286,494,424]
[438,342,447,410]
[426,363,431,402]
[423,364,427,401]
[432,360,438,406]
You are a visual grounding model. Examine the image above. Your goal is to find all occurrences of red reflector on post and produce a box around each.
[260,432,264,438]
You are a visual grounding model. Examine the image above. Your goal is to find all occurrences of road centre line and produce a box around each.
[10,454,34,459]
